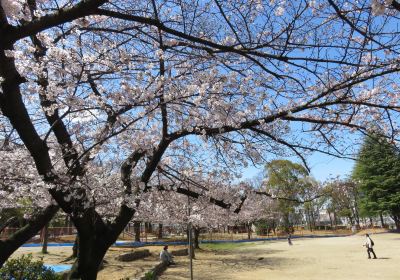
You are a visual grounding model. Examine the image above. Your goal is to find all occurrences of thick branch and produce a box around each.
[3,0,108,43]
[0,205,59,267]
[0,217,17,235]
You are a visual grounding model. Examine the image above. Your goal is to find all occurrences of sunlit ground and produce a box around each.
[160,233,400,280]
[10,232,399,279]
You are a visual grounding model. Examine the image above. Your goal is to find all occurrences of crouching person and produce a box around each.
[160,245,175,265]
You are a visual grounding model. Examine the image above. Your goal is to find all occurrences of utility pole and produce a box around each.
[188,222,193,280]
[187,191,193,280]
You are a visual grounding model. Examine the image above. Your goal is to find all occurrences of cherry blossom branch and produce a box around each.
[3,0,108,43]
[254,191,324,204]
[327,0,396,54]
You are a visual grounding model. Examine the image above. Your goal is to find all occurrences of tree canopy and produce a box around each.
[265,160,312,232]
[1,0,400,278]
[353,134,400,229]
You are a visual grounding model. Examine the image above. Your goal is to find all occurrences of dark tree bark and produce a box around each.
[391,214,400,230]
[380,213,386,228]
[133,221,141,242]
[193,227,200,249]
[353,202,361,229]
[272,220,276,235]
[283,214,291,233]
[188,227,195,259]
[333,212,338,228]
[348,215,354,226]
[144,222,152,234]
[0,217,17,235]
[72,235,79,258]
[157,223,163,239]
[41,222,49,254]
[0,205,58,267]
[68,210,117,280]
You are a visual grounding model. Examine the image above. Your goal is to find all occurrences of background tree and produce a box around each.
[300,177,323,231]
[264,160,310,233]
[324,179,361,228]
[353,134,400,230]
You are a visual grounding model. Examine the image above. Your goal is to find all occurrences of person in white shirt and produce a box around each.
[160,245,175,265]
[364,234,377,259]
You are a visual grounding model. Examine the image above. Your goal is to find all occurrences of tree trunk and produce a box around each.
[327,210,333,228]
[353,203,361,229]
[68,209,124,280]
[66,198,138,280]
[369,217,374,227]
[41,223,49,254]
[391,214,400,230]
[348,215,354,226]
[283,213,291,233]
[72,235,79,258]
[188,226,195,259]
[247,223,251,239]
[157,223,163,239]
[380,213,385,228]
[361,217,367,228]
[272,220,276,235]
[68,233,108,280]
[64,215,69,227]
[193,227,200,249]
[333,212,338,227]
[133,221,141,242]
[0,205,58,267]
[306,210,313,232]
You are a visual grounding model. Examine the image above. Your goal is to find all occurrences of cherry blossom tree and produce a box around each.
[135,180,272,247]
[1,1,400,279]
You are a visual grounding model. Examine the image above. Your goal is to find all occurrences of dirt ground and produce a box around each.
[10,244,186,280]
[10,233,400,280]
[160,233,400,280]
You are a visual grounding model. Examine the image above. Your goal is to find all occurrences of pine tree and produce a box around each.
[353,135,400,230]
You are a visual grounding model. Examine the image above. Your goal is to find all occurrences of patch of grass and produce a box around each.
[201,242,259,251]
[144,270,155,280]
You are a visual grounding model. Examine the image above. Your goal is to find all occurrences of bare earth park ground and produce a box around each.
[11,233,400,280]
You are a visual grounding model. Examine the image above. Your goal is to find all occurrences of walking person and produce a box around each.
[364,234,377,259]
[287,233,293,246]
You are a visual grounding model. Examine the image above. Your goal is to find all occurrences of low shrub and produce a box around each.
[0,254,62,280]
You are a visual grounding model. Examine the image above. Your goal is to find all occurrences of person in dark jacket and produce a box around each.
[287,233,293,245]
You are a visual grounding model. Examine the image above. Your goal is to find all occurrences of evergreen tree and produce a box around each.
[353,135,400,230]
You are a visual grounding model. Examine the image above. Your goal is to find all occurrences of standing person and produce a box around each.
[160,245,175,265]
[364,234,377,259]
[287,233,293,246]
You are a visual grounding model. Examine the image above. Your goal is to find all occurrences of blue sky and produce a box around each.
[241,152,355,183]
[307,153,354,181]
